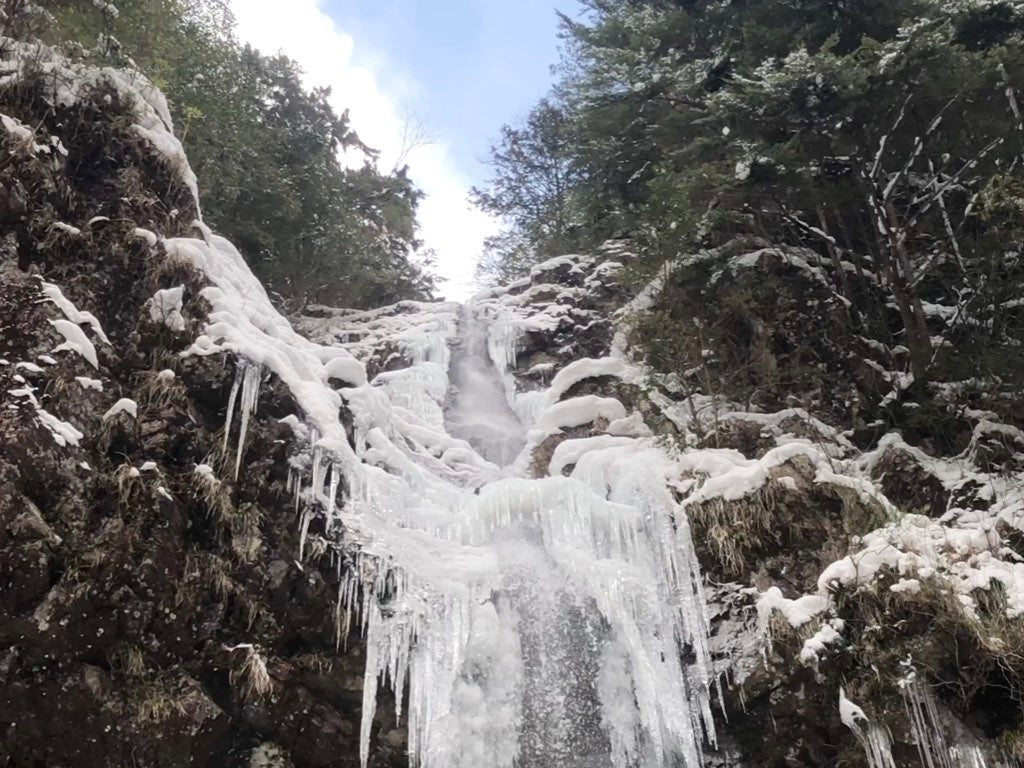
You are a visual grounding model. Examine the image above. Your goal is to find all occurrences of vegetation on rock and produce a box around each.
[34,0,436,309]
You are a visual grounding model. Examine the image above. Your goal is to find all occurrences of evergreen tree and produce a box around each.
[471,98,586,281]
[479,0,1024,388]
[43,0,436,309]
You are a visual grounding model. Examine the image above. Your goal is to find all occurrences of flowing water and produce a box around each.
[445,308,526,467]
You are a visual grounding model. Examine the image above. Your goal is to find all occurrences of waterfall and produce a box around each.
[340,301,716,768]
[445,307,526,468]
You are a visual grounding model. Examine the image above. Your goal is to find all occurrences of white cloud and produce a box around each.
[229,0,496,301]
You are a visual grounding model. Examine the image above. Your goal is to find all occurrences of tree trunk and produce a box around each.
[884,202,933,385]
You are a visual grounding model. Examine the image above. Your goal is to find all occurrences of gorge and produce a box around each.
[3,22,1024,768]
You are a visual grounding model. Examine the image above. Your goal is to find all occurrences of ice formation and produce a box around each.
[296,281,721,767]
[175,232,1024,766]
[840,688,898,768]
[155,229,721,767]
[148,286,187,331]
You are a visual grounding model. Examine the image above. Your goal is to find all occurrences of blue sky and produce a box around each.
[232,0,582,298]
[323,0,583,185]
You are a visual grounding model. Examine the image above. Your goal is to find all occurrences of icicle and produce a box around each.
[359,603,383,768]
[234,363,261,479]
[839,688,897,768]
[327,461,341,514]
[222,363,243,453]
[900,673,953,768]
[298,509,312,562]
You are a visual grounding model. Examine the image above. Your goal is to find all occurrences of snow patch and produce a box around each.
[148,286,187,331]
[103,398,138,420]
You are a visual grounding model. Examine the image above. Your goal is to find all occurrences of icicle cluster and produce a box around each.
[899,671,1021,768]
[839,688,897,768]
[329,299,719,768]
[222,362,261,479]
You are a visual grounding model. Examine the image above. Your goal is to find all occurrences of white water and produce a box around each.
[445,308,526,468]
[341,302,717,768]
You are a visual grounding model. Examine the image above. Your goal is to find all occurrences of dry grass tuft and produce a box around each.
[229,645,273,702]
[688,482,779,577]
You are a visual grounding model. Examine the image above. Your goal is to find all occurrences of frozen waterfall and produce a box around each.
[340,301,717,768]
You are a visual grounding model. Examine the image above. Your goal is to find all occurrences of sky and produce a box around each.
[230,0,584,300]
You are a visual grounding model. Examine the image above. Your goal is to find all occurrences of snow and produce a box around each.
[818,513,1024,619]
[1,112,33,143]
[40,279,110,368]
[543,357,638,407]
[49,319,99,368]
[548,435,638,476]
[36,407,85,447]
[51,222,81,236]
[148,286,187,331]
[756,586,828,631]
[536,394,625,434]
[8,385,83,447]
[799,619,844,664]
[323,355,368,387]
[74,376,103,391]
[682,441,824,507]
[103,398,138,420]
[839,687,870,731]
[132,227,159,246]
[39,282,110,345]
[1,112,49,154]
[607,412,654,437]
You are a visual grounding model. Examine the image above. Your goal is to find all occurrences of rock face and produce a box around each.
[0,38,403,768]
[4,32,1024,768]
